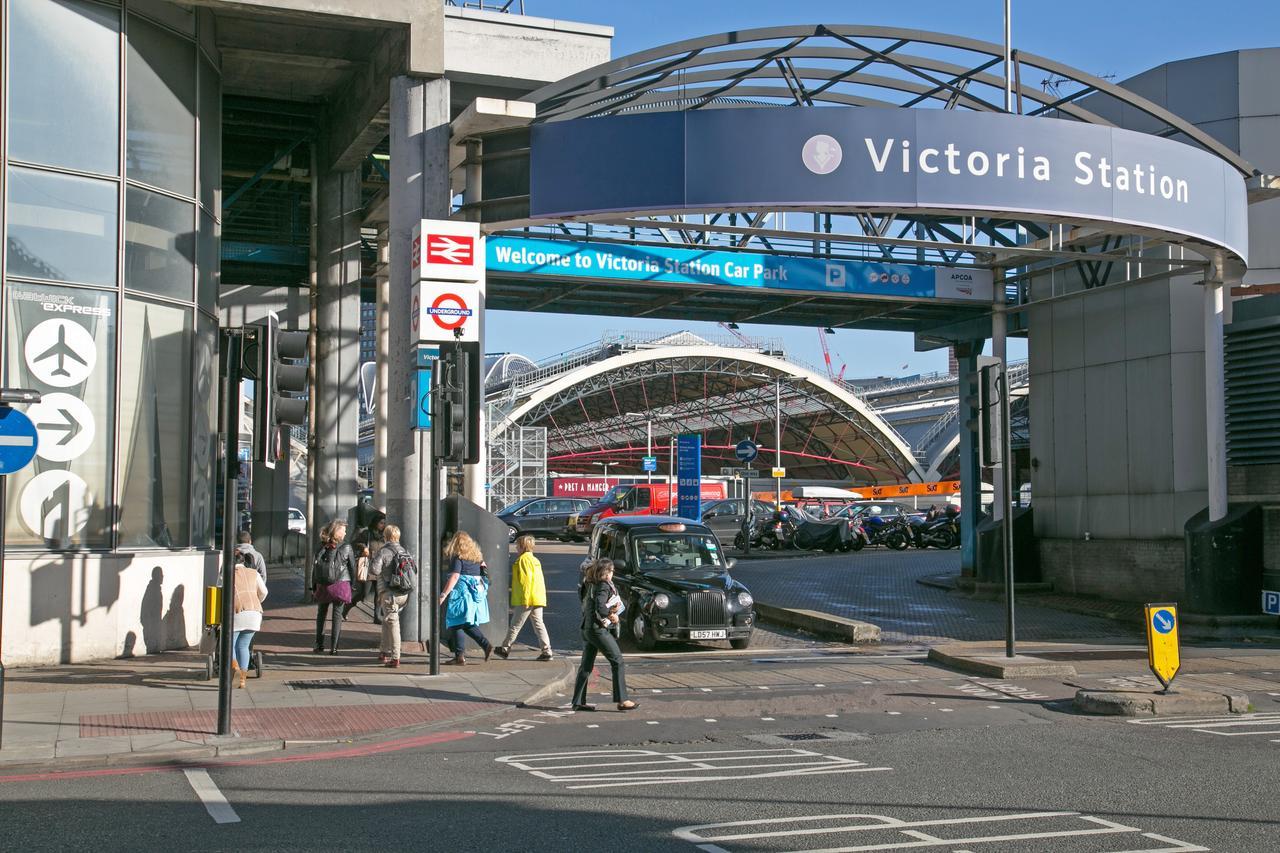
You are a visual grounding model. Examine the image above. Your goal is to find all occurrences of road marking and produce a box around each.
[497,747,891,790]
[761,717,775,721]
[1129,712,1280,738]
[184,769,240,825]
[826,714,838,718]
[646,720,660,725]
[586,724,599,728]
[704,718,718,723]
[672,810,1209,851]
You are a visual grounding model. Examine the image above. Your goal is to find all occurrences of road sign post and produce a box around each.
[0,392,42,750]
[1144,603,1181,692]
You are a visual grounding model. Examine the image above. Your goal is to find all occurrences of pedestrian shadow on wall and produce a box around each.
[29,551,126,665]
[140,566,165,654]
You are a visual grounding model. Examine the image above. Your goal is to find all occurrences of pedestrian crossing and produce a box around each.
[1128,712,1280,741]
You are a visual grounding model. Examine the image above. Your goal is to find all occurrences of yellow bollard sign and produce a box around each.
[1143,602,1180,690]
[204,585,222,627]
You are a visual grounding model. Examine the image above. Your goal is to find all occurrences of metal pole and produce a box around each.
[742,472,752,556]
[0,474,7,748]
[1205,257,1228,522]
[646,420,652,485]
[1001,361,1016,658]
[775,379,782,506]
[429,454,441,675]
[218,332,243,736]
[669,437,675,491]
[416,428,424,652]
[304,143,319,594]
[1003,0,1013,113]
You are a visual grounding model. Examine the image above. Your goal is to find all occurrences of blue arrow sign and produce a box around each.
[1151,608,1176,634]
[0,407,39,474]
[735,440,759,463]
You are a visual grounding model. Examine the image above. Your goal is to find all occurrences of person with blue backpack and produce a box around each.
[437,531,493,666]
[372,523,416,668]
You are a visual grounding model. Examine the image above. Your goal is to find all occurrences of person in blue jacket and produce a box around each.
[437,531,494,666]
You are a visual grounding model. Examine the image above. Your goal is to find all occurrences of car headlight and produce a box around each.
[651,593,670,609]
[736,592,753,608]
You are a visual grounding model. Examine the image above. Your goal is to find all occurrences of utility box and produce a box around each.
[975,506,1040,585]
[441,495,511,646]
[1184,503,1263,615]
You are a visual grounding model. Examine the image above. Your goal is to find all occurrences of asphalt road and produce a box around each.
[3,647,1277,851]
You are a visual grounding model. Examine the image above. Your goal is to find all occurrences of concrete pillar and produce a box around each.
[955,343,983,576]
[990,287,1007,523]
[1205,257,1229,522]
[374,228,390,502]
[387,75,450,643]
[314,167,363,528]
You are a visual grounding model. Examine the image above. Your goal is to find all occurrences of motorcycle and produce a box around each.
[732,514,770,550]
[759,511,797,550]
[868,516,912,550]
[915,515,958,549]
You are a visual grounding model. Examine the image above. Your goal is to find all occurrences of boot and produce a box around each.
[443,655,466,666]
[238,669,248,689]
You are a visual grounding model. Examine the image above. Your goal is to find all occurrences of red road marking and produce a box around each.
[0,730,473,784]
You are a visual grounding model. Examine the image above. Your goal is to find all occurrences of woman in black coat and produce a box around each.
[570,558,639,712]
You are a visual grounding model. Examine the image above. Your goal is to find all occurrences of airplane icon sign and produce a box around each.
[24,319,96,387]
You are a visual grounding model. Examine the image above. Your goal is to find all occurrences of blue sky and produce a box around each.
[486,0,1279,375]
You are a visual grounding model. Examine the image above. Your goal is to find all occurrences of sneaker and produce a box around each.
[384,658,400,668]
[378,653,389,664]
[536,652,554,661]
[493,646,510,660]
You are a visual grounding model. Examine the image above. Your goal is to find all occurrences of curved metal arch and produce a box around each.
[490,345,925,482]
[525,24,1253,177]
[924,433,961,483]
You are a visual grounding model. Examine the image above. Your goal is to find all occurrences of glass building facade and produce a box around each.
[2,0,220,555]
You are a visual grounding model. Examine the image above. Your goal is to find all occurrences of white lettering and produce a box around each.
[1074,151,1093,185]
[967,150,989,176]
[1033,156,1051,181]
[919,148,939,174]
[865,137,894,172]
[1160,175,1174,199]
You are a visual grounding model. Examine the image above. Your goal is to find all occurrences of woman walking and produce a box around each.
[438,531,493,665]
[313,520,357,654]
[231,552,267,689]
[494,534,553,661]
[570,558,639,712]
[371,524,415,667]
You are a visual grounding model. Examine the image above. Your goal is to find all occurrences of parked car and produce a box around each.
[700,498,776,546]
[287,507,307,534]
[498,497,591,542]
[573,482,728,536]
[588,516,755,651]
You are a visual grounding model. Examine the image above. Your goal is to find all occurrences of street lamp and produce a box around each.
[624,412,653,484]
[592,460,611,482]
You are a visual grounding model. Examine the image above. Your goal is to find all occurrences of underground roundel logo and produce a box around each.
[426,292,474,331]
[802,134,842,174]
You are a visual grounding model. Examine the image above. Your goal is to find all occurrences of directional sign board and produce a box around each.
[642,455,658,472]
[24,318,96,387]
[1144,602,1181,689]
[413,281,481,344]
[734,439,758,463]
[412,367,432,431]
[1264,590,1280,616]
[28,393,93,463]
[0,407,40,474]
[771,467,786,479]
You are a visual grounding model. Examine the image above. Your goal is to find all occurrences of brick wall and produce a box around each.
[1039,538,1184,603]
[1228,464,1280,577]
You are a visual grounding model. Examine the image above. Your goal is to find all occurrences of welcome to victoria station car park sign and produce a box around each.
[529,106,1249,266]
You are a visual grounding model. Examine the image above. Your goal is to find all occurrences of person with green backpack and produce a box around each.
[372,524,416,667]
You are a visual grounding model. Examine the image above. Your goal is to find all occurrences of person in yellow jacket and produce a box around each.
[493,534,553,660]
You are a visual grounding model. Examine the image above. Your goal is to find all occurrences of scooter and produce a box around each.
[759,511,797,550]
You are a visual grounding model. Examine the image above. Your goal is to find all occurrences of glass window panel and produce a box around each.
[197,209,219,310]
[198,55,221,213]
[4,283,117,550]
[129,0,195,35]
[126,185,195,301]
[190,312,218,549]
[119,298,193,548]
[126,14,196,196]
[6,167,119,286]
[9,0,120,175]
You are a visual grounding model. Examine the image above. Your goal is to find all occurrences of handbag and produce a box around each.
[354,555,369,582]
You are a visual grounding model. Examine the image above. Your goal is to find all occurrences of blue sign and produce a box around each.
[1264,590,1280,616]
[488,236,993,302]
[530,107,1247,264]
[676,434,702,521]
[641,455,658,472]
[412,367,432,431]
[415,345,439,368]
[0,407,39,474]
[1151,608,1176,634]
[735,440,759,463]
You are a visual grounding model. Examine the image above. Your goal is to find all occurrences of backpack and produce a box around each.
[385,549,416,593]
[313,547,340,585]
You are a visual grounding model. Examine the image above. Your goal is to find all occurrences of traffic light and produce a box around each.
[433,341,480,466]
[962,355,1003,468]
[251,312,308,469]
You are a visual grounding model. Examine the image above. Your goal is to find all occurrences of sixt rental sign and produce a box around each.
[530,107,1248,263]
[487,236,994,302]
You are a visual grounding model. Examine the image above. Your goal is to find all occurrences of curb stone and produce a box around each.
[1073,687,1249,717]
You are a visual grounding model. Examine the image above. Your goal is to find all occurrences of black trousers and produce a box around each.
[315,600,343,651]
[447,622,491,657]
[571,624,628,705]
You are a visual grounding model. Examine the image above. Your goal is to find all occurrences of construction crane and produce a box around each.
[817,329,846,382]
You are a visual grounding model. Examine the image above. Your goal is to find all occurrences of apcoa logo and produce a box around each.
[426,234,475,266]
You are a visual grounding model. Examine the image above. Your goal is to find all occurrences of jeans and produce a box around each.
[571,624,628,705]
[379,592,408,659]
[315,599,343,652]
[447,623,491,657]
[501,605,552,653]
[232,630,255,671]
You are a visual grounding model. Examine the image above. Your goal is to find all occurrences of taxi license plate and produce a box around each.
[688,630,726,640]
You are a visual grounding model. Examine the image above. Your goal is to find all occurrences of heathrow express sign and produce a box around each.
[487,237,995,302]
[530,107,1248,263]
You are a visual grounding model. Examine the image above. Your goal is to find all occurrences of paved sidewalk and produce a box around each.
[0,566,574,769]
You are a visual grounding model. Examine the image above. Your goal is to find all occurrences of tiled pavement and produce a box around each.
[732,548,1139,645]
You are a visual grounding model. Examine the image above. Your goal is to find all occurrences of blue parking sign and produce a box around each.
[1264,590,1280,616]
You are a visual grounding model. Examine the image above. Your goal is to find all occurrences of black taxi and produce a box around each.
[587,515,755,650]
